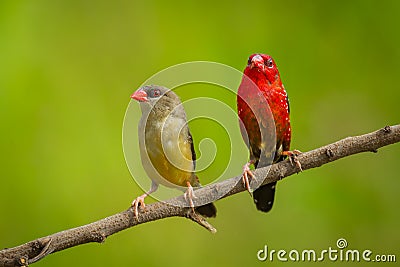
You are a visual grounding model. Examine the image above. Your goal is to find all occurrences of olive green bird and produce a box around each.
[130,85,217,218]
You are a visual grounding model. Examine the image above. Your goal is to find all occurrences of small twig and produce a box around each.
[0,125,399,267]
[27,238,53,265]
[186,210,217,233]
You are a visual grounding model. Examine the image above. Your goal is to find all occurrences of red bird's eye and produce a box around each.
[247,57,252,65]
[265,58,274,68]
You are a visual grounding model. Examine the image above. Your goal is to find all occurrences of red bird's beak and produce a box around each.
[250,54,265,71]
[131,89,148,102]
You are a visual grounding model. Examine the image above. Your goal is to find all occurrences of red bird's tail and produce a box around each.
[252,183,277,212]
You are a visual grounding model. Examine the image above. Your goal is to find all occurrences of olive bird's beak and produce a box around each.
[131,89,148,102]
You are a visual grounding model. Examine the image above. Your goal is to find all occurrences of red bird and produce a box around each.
[237,53,299,212]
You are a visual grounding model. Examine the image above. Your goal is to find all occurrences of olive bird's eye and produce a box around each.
[265,58,273,68]
[153,89,161,97]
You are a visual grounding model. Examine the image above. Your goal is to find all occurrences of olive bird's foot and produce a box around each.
[242,162,256,195]
[131,182,159,220]
[184,182,196,213]
[282,149,303,171]
[131,194,147,220]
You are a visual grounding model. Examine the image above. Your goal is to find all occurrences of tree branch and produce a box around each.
[1,125,399,267]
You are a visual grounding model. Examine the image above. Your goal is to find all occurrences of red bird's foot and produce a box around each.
[242,162,256,195]
[184,181,196,213]
[282,150,303,171]
[131,194,147,220]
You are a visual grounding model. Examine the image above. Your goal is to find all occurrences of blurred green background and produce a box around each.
[1,1,399,266]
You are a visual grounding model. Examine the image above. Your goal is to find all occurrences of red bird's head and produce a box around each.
[245,54,280,85]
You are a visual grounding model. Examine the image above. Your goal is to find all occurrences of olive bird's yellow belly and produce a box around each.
[140,120,194,188]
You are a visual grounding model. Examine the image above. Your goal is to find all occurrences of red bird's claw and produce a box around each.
[242,163,255,195]
[292,149,302,156]
[184,182,196,213]
[282,150,303,172]
[131,195,146,220]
